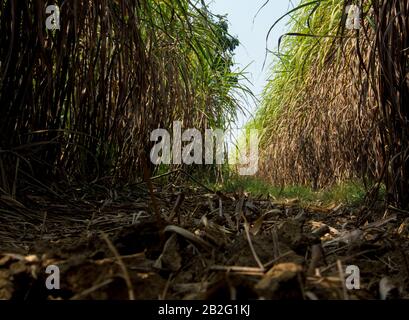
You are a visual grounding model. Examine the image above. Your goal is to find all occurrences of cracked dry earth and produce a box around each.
[0,184,408,300]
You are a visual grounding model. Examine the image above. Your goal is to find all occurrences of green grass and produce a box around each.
[209,176,369,206]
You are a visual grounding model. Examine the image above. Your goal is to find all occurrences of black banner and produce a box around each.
[0,301,407,319]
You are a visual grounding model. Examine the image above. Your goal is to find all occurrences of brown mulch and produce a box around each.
[0,181,408,300]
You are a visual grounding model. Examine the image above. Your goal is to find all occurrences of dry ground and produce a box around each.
[0,179,408,300]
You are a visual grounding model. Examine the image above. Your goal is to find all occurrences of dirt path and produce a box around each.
[0,184,408,300]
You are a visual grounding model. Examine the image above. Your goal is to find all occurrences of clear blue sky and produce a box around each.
[209,0,297,126]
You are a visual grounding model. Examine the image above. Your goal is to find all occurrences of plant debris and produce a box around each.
[0,181,408,300]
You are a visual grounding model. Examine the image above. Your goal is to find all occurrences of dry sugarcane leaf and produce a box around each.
[164,225,213,251]
[250,214,267,236]
[154,234,182,272]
